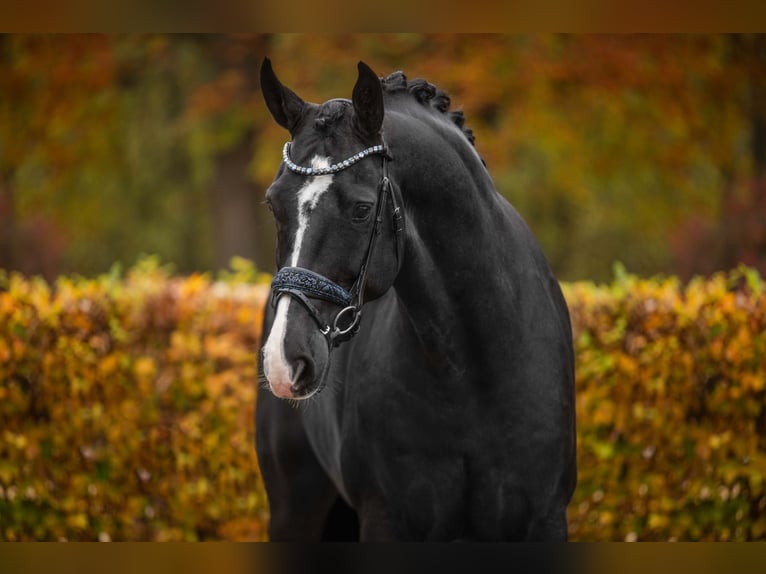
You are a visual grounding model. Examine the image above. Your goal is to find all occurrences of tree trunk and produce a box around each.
[210,131,260,270]
[201,34,277,274]
[750,35,766,181]
[209,129,277,273]
[719,34,766,275]
[0,36,16,272]
[0,175,16,272]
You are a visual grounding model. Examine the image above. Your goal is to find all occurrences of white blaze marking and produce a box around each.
[263,155,333,398]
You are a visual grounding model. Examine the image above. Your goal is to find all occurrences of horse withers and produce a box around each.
[255,58,576,541]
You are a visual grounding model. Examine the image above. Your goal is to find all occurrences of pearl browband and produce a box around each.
[282,141,387,176]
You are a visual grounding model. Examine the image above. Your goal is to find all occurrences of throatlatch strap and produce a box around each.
[271,267,353,308]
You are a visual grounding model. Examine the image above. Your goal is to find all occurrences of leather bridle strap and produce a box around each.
[348,152,394,309]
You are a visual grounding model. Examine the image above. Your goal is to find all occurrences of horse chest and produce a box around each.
[303,344,478,511]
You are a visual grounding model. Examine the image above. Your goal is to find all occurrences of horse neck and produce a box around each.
[390,131,514,371]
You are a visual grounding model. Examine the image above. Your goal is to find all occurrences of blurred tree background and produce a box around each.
[1,33,764,283]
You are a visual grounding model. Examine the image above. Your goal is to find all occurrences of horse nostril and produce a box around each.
[292,358,307,382]
[291,357,316,397]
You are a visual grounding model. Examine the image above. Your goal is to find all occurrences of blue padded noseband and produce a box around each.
[272,267,352,308]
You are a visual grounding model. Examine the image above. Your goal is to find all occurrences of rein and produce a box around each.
[271,141,404,348]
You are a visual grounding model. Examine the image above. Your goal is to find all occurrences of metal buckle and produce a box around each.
[332,305,361,337]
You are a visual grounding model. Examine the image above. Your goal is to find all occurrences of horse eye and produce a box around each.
[352,203,372,222]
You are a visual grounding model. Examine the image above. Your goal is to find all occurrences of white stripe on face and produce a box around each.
[263,156,333,398]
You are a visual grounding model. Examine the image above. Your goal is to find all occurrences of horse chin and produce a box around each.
[266,369,327,401]
[266,372,326,401]
[290,378,327,401]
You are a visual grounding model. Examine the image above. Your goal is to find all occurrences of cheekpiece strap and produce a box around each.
[282,142,387,176]
[271,266,353,308]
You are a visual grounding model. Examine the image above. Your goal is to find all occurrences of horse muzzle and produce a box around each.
[262,282,335,400]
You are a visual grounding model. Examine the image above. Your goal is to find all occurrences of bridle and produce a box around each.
[270,140,404,348]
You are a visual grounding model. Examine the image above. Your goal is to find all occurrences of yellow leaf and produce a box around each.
[66,513,89,530]
[648,513,669,530]
[133,356,157,381]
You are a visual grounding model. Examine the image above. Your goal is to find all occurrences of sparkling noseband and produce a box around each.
[282,142,387,176]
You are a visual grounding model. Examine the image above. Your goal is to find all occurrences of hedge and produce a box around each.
[564,264,766,541]
[0,258,271,541]
[1,260,764,541]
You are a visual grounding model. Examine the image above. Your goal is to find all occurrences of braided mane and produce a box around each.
[380,71,477,148]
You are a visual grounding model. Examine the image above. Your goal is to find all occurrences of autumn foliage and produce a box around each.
[4,35,766,282]
[565,265,766,541]
[1,261,765,541]
[0,258,271,541]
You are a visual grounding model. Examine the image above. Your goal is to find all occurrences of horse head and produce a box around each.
[260,58,403,400]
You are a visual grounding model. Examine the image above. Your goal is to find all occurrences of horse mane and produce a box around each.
[380,71,477,148]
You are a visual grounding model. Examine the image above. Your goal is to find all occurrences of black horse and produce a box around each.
[255,58,576,541]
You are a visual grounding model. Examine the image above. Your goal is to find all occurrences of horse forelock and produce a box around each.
[314,99,351,133]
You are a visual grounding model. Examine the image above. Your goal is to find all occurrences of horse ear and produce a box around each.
[260,57,306,135]
[352,61,384,138]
